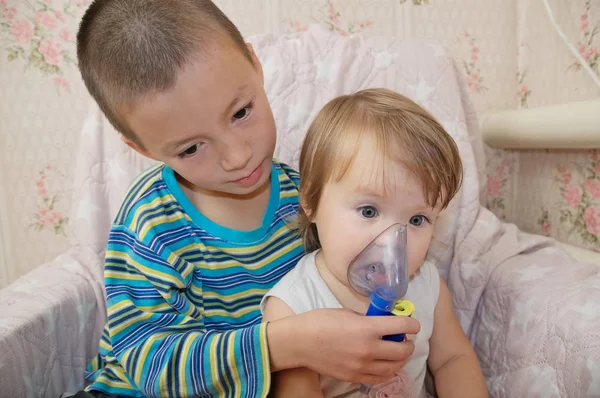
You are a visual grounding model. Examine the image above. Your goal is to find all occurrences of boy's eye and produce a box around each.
[233,102,253,120]
[179,144,198,158]
[409,215,428,226]
[359,206,379,219]
[233,108,247,119]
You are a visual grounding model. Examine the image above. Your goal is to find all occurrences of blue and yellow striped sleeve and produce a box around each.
[102,225,271,398]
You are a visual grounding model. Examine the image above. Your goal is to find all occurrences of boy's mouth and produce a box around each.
[233,162,264,187]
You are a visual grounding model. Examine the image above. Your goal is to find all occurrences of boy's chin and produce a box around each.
[178,176,269,200]
[228,175,271,199]
[198,174,271,199]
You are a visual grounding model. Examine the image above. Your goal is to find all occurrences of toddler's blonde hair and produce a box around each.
[298,88,463,252]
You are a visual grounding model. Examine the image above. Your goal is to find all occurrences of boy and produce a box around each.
[75,1,419,396]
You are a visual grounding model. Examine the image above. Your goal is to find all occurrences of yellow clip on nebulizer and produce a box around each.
[347,223,414,342]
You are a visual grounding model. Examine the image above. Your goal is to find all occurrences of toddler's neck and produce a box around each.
[314,250,371,314]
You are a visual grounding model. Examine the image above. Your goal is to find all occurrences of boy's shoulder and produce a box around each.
[113,163,170,230]
[111,160,298,240]
[273,159,299,188]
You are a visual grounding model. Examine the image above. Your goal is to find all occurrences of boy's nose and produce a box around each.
[218,136,252,172]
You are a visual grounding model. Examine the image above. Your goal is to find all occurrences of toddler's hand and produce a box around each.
[298,308,420,385]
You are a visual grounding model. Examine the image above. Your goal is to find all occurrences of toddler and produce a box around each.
[262,88,488,398]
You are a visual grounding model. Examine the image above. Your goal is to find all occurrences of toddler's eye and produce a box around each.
[233,102,253,120]
[409,215,428,226]
[359,206,378,219]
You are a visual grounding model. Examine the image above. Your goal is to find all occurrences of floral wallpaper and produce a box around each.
[555,151,600,246]
[0,0,89,92]
[29,165,69,235]
[571,0,599,75]
[0,0,599,287]
[507,0,600,252]
[486,154,513,220]
[461,32,488,93]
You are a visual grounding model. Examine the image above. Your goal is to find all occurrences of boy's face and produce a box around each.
[124,39,276,197]
[309,137,442,293]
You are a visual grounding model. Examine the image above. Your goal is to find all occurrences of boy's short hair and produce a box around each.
[77,0,251,145]
[298,88,463,252]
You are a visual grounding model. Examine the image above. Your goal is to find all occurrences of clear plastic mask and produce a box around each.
[347,223,409,312]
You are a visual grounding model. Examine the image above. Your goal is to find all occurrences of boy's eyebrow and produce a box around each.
[163,135,203,154]
[222,84,250,119]
[162,85,252,154]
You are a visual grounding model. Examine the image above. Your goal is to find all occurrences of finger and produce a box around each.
[366,316,421,337]
[370,339,415,362]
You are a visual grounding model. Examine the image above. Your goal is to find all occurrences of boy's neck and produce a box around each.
[177,174,272,231]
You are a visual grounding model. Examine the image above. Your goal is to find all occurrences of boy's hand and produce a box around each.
[267,307,420,385]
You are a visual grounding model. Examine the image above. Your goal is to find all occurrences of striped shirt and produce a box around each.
[85,160,304,397]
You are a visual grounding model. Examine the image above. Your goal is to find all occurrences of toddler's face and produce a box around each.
[124,38,276,197]
[311,137,441,293]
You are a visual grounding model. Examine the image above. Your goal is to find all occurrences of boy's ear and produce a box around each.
[246,43,264,82]
[120,135,156,161]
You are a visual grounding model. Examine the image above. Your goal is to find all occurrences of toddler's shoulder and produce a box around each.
[413,261,442,303]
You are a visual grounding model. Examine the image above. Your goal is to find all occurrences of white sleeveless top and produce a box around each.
[261,250,440,398]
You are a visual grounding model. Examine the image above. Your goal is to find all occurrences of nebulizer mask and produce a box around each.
[347,223,414,341]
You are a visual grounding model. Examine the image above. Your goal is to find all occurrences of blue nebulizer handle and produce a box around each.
[366,295,415,342]
[347,224,414,342]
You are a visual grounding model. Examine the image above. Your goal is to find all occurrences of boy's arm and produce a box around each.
[105,225,272,398]
[427,277,488,398]
[263,297,324,398]
[266,305,420,386]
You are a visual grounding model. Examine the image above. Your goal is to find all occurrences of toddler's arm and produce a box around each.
[427,277,488,398]
[263,296,324,397]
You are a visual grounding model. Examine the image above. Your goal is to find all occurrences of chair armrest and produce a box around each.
[0,247,106,397]
[471,244,600,397]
